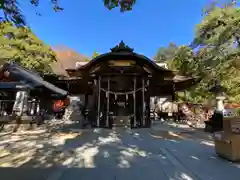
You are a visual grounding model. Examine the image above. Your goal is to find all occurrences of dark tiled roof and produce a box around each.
[2,62,68,96]
[0,82,33,89]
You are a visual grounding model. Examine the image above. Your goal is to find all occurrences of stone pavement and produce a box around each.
[0,125,240,180]
[149,121,213,141]
[150,121,196,134]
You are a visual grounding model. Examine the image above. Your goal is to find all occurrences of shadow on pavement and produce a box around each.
[0,125,240,180]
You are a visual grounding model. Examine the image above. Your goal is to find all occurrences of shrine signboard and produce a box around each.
[108,60,135,67]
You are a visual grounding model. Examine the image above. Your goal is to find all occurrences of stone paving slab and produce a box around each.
[150,122,196,140]
[164,139,240,180]
[0,168,56,180]
[151,121,195,132]
[0,127,240,180]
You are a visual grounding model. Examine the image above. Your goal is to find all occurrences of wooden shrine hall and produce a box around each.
[59,41,199,128]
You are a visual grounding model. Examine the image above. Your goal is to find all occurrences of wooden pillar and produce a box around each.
[146,95,151,127]
[97,76,101,127]
[106,76,110,128]
[92,79,97,127]
[172,84,176,121]
[142,77,145,127]
[84,92,89,124]
[84,93,89,108]
[133,76,136,127]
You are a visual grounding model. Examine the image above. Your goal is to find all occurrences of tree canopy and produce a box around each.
[0,21,56,73]
[154,3,240,104]
[2,0,240,104]
[0,0,136,26]
[154,42,178,63]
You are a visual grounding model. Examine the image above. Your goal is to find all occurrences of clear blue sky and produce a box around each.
[20,0,209,58]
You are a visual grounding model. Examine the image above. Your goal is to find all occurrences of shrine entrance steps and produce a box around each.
[112,116,130,128]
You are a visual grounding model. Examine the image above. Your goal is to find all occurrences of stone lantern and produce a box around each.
[209,79,226,113]
[204,79,226,132]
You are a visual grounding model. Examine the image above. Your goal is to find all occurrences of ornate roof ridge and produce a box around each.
[110,41,134,53]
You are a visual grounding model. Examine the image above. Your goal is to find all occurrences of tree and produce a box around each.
[168,46,196,75]
[0,21,56,73]
[154,42,178,63]
[194,5,240,100]
[193,1,240,49]
[170,4,240,103]
[0,0,136,26]
[92,51,101,59]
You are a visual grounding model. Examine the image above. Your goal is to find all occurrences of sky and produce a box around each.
[20,0,210,58]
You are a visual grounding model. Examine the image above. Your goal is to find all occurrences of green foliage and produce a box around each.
[104,0,136,12]
[168,46,196,76]
[92,51,101,59]
[155,5,240,104]
[0,0,136,26]
[154,43,178,63]
[0,21,56,73]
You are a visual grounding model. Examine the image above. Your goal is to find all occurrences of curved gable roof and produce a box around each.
[68,41,172,73]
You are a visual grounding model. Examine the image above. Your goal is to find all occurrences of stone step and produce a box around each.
[113,116,130,127]
[112,123,129,128]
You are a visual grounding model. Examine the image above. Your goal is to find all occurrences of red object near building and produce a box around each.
[53,100,65,112]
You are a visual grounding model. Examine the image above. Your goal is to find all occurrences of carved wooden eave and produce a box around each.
[62,42,201,94]
[164,75,198,82]
[173,75,193,82]
[65,41,174,78]
[174,76,201,91]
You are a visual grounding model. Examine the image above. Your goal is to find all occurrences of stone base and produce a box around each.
[63,107,84,128]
